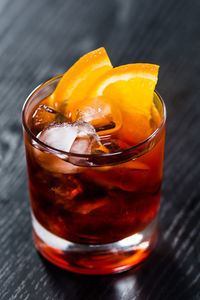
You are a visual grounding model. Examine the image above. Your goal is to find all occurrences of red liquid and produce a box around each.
[24,126,164,245]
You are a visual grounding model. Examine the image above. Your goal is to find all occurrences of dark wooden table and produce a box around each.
[0,0,200,299]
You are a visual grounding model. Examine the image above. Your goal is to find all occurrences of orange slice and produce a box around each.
[88,64,159,116]
[87,63,159,145]
[52,47,113,112]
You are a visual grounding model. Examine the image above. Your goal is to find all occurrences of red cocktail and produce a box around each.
[22,48,166,274]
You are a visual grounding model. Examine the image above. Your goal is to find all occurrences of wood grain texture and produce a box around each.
[0,0,200,299]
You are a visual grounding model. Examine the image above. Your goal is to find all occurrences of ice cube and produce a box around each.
[38,121,101,153]
[73,96,122,136]
[68,122,109,165]
[75,97,112,125]
[51,175,83,202]
[31,105,68,134]
[69,197,107,215]
[70,122,101,154]
[71,121,100,141]
[33,144,83,174]
[39,122,79,152]
[33,122,80,173]
[70,137,93,155]
[33,121,106,172]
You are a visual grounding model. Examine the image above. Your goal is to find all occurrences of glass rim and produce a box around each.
[22,74,167,160]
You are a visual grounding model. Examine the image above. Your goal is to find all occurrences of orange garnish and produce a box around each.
[88,64,159,116]
[87,63,159,144]
[48,47,159,145]
[52,47,113,113]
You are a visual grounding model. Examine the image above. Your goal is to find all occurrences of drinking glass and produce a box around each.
[22,75,166,274]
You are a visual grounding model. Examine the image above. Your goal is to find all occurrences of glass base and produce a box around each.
[32,215,158,275]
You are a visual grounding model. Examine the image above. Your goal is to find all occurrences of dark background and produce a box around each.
[0,0,200,299]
